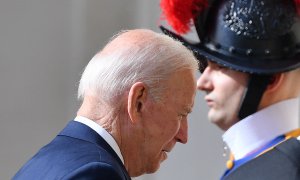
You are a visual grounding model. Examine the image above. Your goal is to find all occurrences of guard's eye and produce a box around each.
[215,64,226,70]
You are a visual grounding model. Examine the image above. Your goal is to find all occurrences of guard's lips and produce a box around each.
[205,97,214,107]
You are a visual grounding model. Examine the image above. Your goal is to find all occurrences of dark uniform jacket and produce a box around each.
[224,138,300,180]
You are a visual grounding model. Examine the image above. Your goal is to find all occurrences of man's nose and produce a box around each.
[175,119,188,144]
[197,69,212,92]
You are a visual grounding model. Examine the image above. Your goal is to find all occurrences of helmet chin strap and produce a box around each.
[238,74,272,120]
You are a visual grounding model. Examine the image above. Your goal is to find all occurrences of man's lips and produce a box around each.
[162,149,170,153]
[162,149,172,156]
[205,97,214,107]
[161,150,169,161]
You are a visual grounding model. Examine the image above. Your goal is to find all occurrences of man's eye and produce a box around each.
[178,114,187,120]
[213,63,226,71]
[216,65,225,69]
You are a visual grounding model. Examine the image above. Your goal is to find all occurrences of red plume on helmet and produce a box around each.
[160,0,208,34]
[295,0,300,14]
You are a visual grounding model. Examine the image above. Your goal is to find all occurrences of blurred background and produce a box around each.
[1,0,234,179]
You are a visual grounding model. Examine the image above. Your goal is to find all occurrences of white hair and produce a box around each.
[78,29,198,108]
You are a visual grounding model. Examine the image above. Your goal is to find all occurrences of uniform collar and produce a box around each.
[74,116,124,164]
[223,98,299,160]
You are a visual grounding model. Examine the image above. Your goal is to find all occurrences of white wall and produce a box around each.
[1,0,228,179]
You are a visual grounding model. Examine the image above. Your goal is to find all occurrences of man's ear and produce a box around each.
[265,73,284,93]
[127,82,147,123]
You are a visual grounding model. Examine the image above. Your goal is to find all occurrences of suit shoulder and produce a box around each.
[42,135,120,166]
[13,135,125,180]
[62,161,125,180]
[275,137,300,167]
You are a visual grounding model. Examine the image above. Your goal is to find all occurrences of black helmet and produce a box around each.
[160,0,300,120]
[161,0,300,74]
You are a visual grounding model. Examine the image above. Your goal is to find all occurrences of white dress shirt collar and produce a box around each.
[74,116,124,164]
[223,98,299,160]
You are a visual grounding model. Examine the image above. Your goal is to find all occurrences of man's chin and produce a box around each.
[208,111,220,124]
[145,164,160,175]
[208,113,228,130]
[130,164,160,177]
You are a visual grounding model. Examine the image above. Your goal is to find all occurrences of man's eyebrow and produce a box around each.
[184,106,192,114]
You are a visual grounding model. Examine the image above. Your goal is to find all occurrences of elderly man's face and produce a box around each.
[197,61,248,130]
[139,69,196,174]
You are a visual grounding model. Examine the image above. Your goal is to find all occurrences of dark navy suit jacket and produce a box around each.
[13,121,131,180]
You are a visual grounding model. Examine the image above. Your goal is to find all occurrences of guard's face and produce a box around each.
[197,61,248,130]
[140,69,196,174]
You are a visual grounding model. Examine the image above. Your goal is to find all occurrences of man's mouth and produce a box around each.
[205,98,214,107]
[162,149,170,153]
[161,150,169,160]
